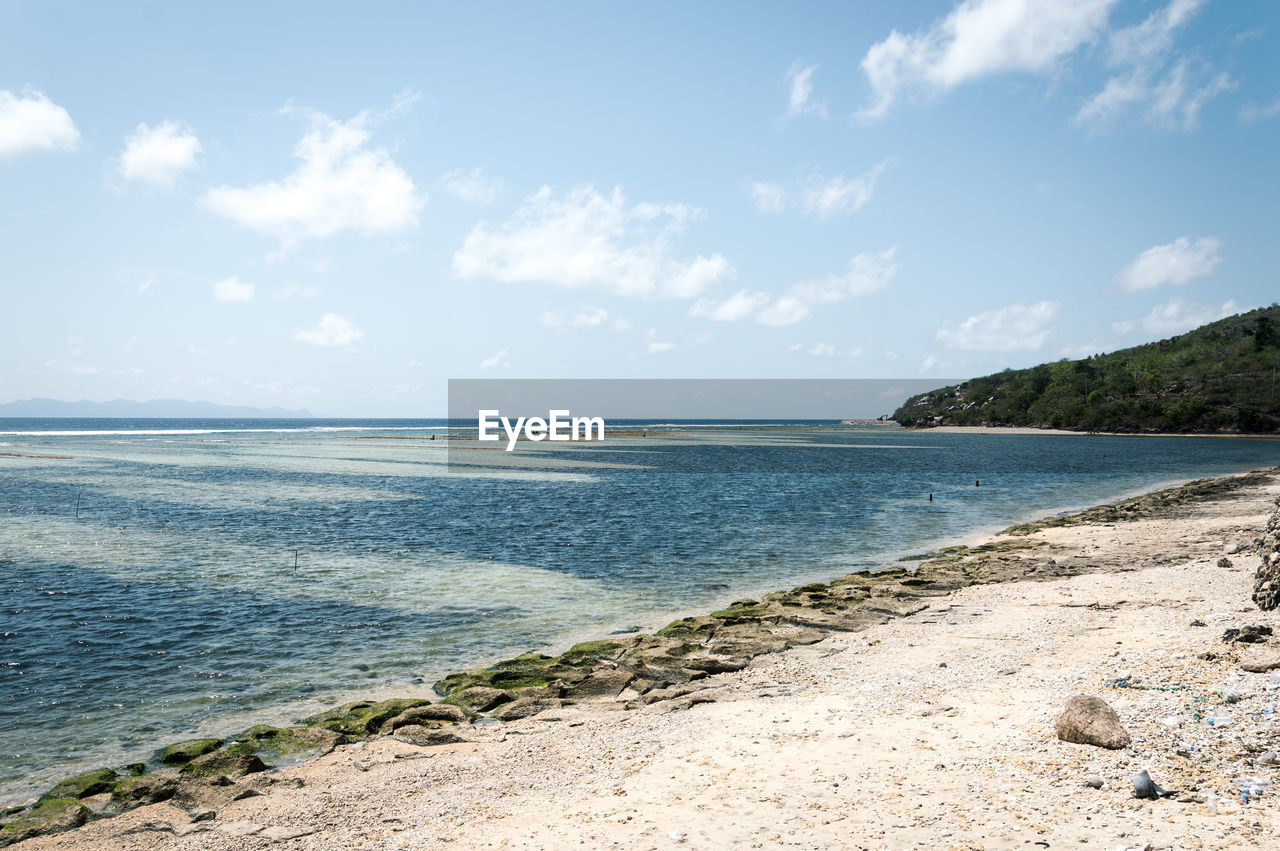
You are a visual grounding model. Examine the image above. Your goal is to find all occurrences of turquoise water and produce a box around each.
[1,419,1277,804]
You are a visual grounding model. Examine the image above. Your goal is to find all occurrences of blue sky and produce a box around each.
[1,0,1276,416]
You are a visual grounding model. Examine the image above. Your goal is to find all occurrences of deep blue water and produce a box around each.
[1,419,1277,804]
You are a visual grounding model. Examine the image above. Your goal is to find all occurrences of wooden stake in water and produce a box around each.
[75,490,82,518]
[294,549,299,572]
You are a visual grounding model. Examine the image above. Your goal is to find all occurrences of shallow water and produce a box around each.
[1,419,1277,804]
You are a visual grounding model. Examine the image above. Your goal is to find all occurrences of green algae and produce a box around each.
[37,767,118,802]
[158,738,223,765]
[301,698,433,736]
[0,798,88,846]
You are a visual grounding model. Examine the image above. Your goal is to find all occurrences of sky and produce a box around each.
[1,0,1277,416]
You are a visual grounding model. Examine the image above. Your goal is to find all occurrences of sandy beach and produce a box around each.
[10,469,1280,850]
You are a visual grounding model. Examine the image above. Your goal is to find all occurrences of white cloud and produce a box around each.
[453,185,734,299]
[691,248,897,326]
[440,167,502,204]
[936,300,1060,350]
[785,62,827,119]
[539,306,611,328]
[750,181,787,213]
[751,162,890,218]
[800,166,888,217]
[480,349,509,368]
[1147,62,1234,130]
[1113,296,1239,336]
[643,328,676,355]
[1106,0,1201,66]
[1116,236,1221,291]
[212,276,255,303]
[858,0,1114,120]
[758,248,898,325]
[0,89,79,157]
[203,101,424,243]
[293,313,364,348]
[1240,96,1280,124]
[1075,1,1233,132]
[279,283,321,299]
[789,341,861,357]
[754,296,811,327]
[117,120,201,188]
[691,290,771,322]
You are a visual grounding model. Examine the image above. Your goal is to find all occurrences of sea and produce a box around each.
[1,418,1277,805]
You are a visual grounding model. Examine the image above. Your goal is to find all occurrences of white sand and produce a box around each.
[21,474,1280,850]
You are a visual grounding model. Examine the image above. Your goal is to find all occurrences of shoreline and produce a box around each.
[0,463,1208,809]
[5,465,1280,846]
[3,448,1263,813]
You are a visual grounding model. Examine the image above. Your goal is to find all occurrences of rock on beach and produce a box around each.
[1054,694,1131,749]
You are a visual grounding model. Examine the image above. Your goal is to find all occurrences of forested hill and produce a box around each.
[893,305,1280,434]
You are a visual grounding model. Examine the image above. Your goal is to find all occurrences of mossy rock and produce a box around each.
[158,738,223,765]
[266,726,345,755]
[506,684,565,701]
[660,616,721,637]
[435,670,536,695]
[37,767,118,802]
[709,602,771,623]
[393,724,467,747]
[180,750,269,778]
[233,724,281,741]
[491,698,564,722]
[491,652,557,672]
[225,724,340,758]
[655,616,721,639]
[442,686,514,712]
[110,775,178,809]
[434,664,553,697]
[0,798,88,847]
[225,725,290,755]
[302,698,433,737]
[870,567,908,578]
[558,639,626,667]
[563,668,634,699]
[434,671,483,695]
[380,703,468,733]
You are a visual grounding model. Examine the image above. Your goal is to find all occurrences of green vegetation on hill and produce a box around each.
[893,305,1280,434]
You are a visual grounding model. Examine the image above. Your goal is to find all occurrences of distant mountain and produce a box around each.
[0,398,314,418]
[893,305,1280,434]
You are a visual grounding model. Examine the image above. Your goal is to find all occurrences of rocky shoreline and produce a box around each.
[4,467,1280,847]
